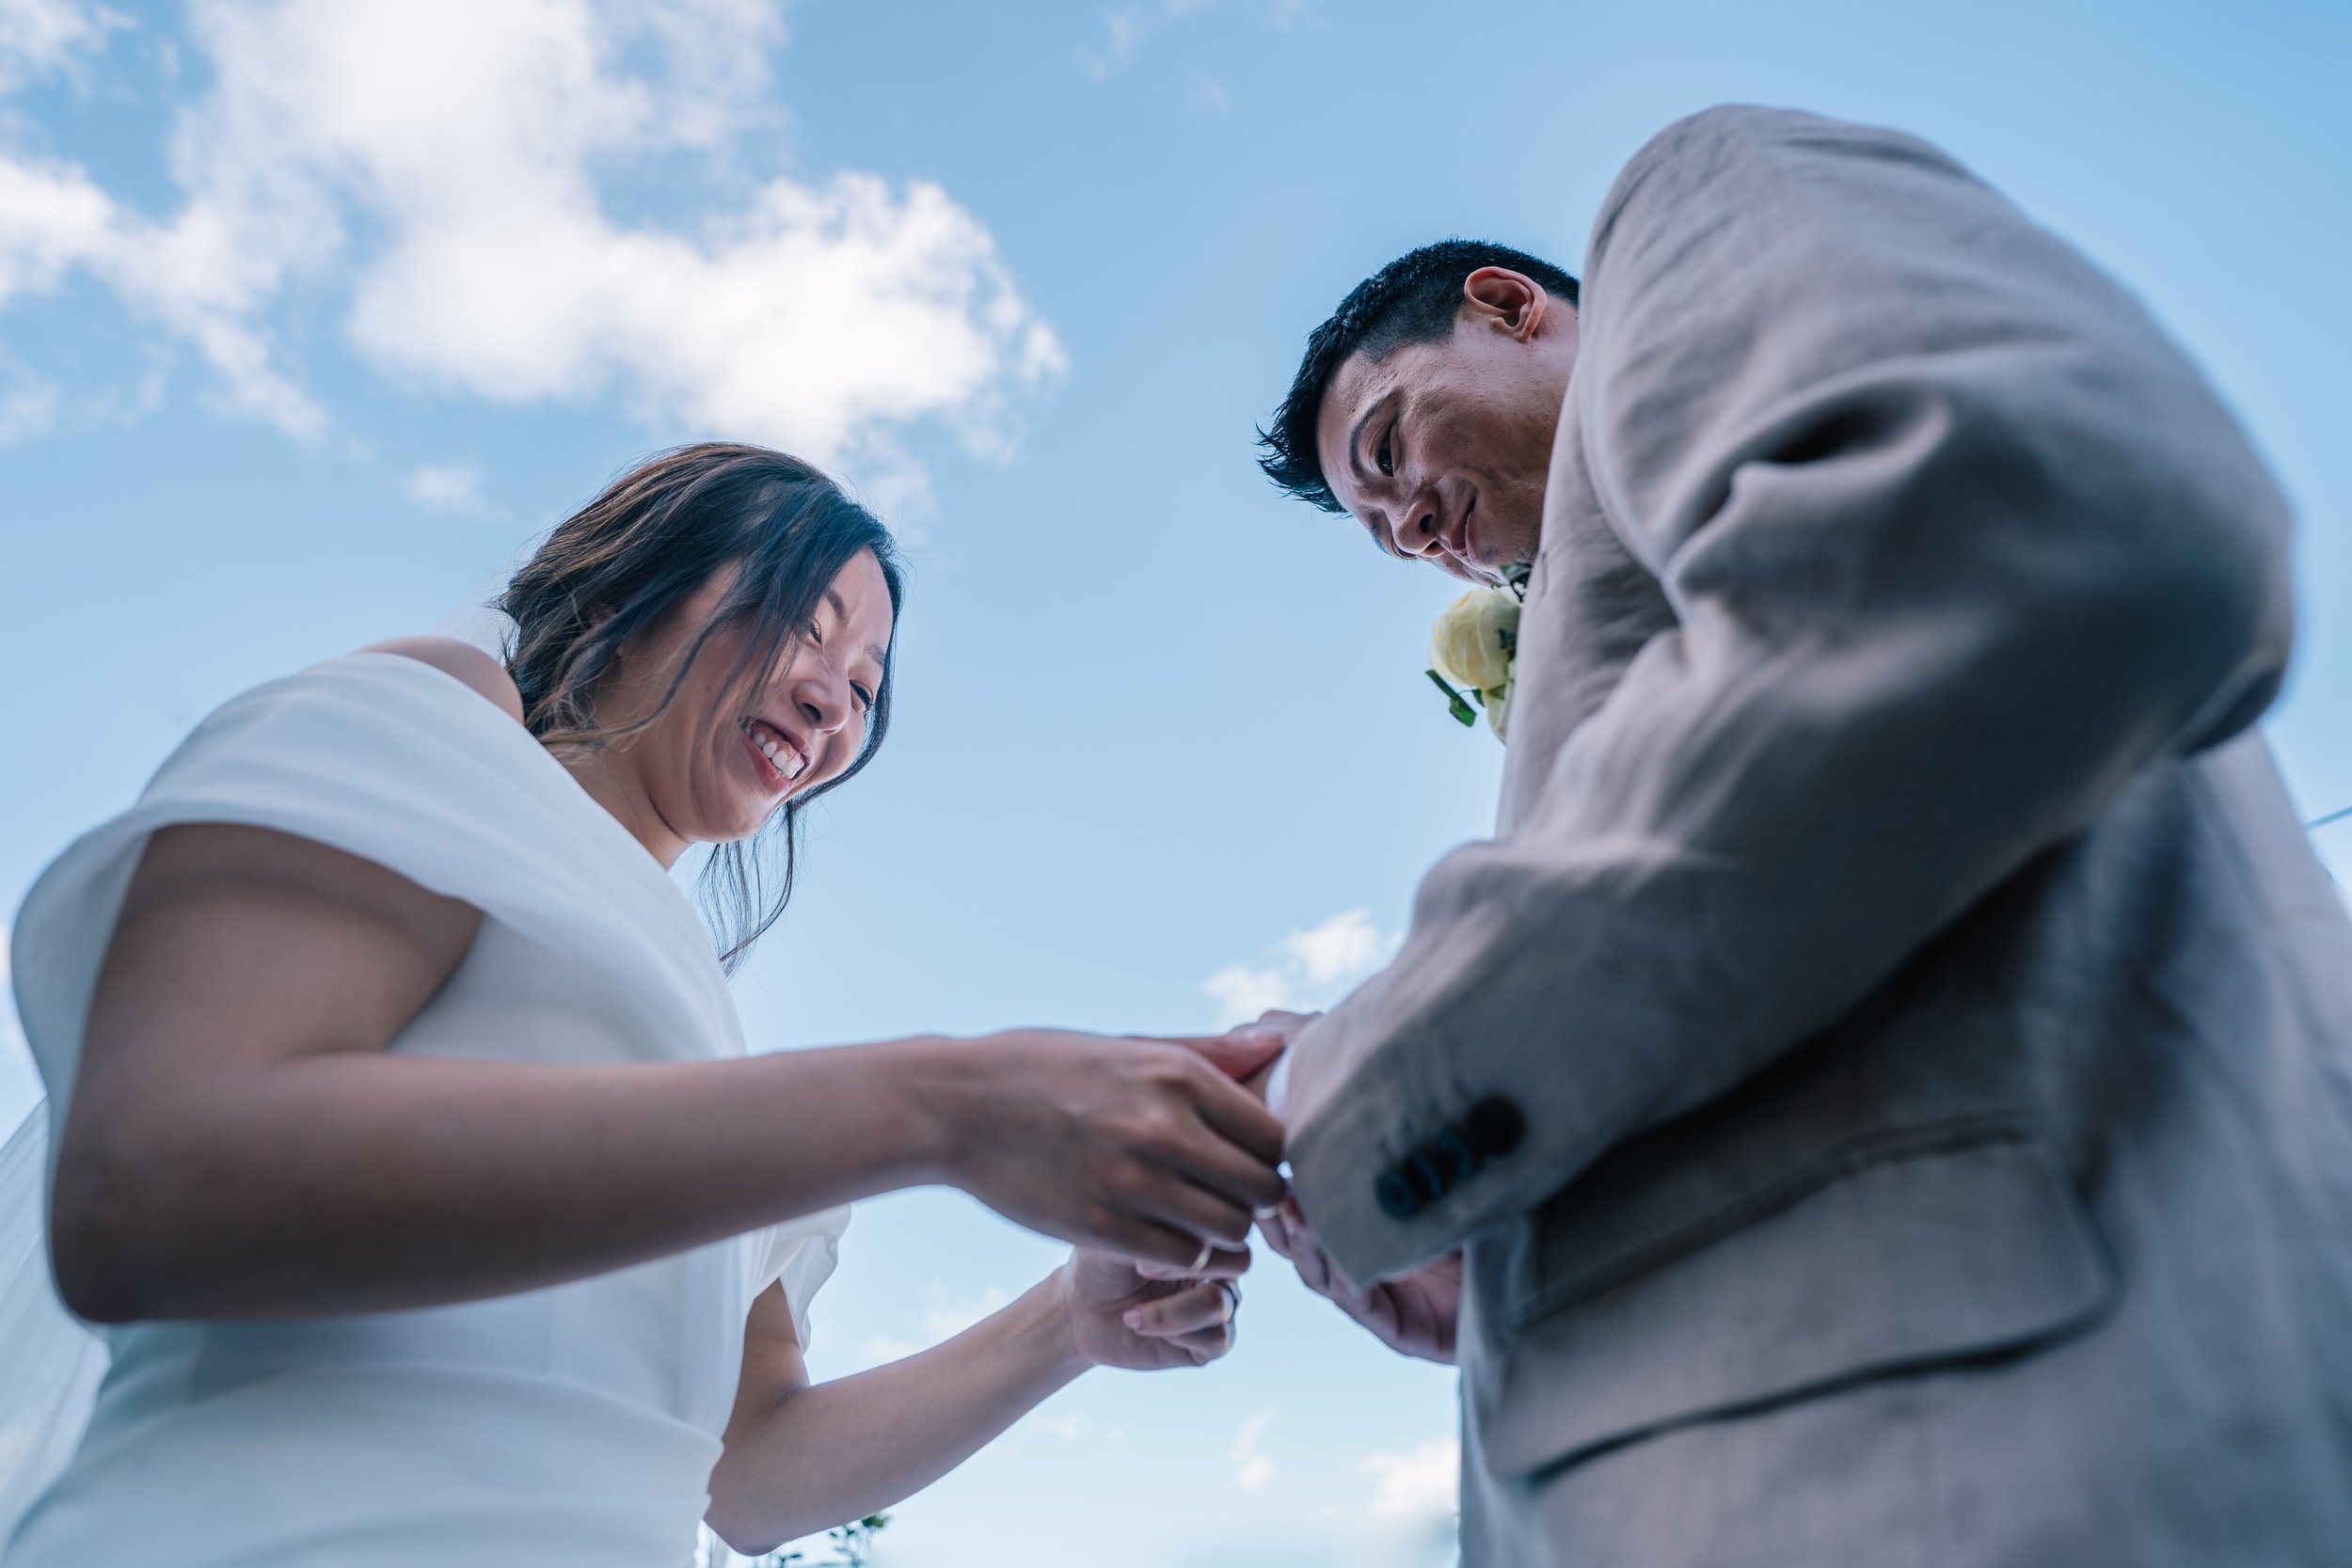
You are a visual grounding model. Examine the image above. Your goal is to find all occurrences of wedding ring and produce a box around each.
[1219,1279,1242,1315]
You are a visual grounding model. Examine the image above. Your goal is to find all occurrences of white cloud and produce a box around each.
[0,0,1061,488]
[1183,74,1231,116]
[0,363,54,443]
[0,0,124,88]
[1200,962,1290,1026]
[920,1283,1009,1340]
[1285,907,1386,984]
[1080,3,1176,79]
[0,4,328,436]
[1362,1436,1459,1522]
[0,148,122,300]
[1080,0,1307,79]
[1232,1406,1277,1491]
[405,463,486,513]
[861,1282,1012,1365]
[1202,908,1395,1026]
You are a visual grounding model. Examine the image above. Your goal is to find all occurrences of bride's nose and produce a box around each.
[792,664,853,737]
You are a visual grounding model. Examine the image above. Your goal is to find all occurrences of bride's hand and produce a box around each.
[911,1030,1286,1271]
[1232,1009,1317,1104]
[1057,1245,1248,1370]
[1142,1013,1311,1106]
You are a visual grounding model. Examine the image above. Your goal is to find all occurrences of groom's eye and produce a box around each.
[1375,431,1394,477]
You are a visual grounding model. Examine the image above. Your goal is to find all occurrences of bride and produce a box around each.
[0,442,1286,1565]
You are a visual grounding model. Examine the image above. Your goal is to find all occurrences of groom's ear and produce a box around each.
[1461,266,1549,344]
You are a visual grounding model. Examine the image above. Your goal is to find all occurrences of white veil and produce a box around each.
[0,1098,107,1545]
[432,573,522,661]
[0,580,846,1557]
[0,590,523,1544]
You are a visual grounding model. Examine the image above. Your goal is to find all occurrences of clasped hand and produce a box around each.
[911,1022,1284,1369]
[920,1024,1286,1269]
[1222,1009,1465,1366]
[931,1011,1459,1370]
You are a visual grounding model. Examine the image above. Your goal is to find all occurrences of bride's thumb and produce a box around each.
[1165,1025,1287,1082]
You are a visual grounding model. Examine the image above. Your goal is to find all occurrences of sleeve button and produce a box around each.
[1426,1128,1479,1186]
[1462,1096,1526,1159]
[1375,1166,1423,1220]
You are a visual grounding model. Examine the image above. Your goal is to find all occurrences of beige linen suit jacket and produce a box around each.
[1282,106,2352,1565]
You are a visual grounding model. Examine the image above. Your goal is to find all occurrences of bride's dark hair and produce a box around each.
[500,442,905,972]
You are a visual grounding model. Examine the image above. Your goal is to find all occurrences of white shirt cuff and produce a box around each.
[1263,1049,1294,1121]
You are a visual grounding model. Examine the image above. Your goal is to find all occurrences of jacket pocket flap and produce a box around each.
[1480,1131,2115,1478]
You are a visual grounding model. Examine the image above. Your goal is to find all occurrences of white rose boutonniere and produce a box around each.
[1425,564,1530,741]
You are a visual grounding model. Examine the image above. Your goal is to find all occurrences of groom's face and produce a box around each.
[1312,282,1574,584]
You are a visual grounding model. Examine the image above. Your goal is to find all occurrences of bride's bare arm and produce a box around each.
[706,1252,1243,1555]
[49,823,1285,1322]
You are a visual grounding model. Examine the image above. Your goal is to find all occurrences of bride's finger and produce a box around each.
[1162,1107,1288,1214]
[1121,1280,1237,1338]
[1100,1214,1223,1273]
[1187,1243,1250,1281]
[1172,1322,1236,1362]
[1137,1241,1248,1282]
[1148,1027,1286,1083]
[1137,1179,1255,1251]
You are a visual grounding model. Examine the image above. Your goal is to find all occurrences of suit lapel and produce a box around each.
[1498,384,1677,836]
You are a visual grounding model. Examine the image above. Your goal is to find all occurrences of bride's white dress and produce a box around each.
[1,653,849,1566]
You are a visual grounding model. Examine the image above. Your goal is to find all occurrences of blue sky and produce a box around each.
[2,2,2347,1564]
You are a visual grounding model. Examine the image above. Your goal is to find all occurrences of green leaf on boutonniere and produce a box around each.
[1426,670,1477,726]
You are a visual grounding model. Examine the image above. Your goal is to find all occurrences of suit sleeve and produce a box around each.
[1281,106,2296,1283]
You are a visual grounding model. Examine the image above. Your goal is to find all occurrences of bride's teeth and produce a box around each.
[746,722,806,782]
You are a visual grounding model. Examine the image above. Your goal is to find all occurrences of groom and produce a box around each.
[1248,106,2352,1565]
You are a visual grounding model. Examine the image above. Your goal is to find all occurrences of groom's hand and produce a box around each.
[1260,1196,1460,1365]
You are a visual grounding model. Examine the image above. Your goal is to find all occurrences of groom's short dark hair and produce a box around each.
[1257,239,1580,514]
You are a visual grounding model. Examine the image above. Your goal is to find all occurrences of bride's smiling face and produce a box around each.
[591,549,896,863]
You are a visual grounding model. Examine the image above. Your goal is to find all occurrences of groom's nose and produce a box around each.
[1392,490,1443,559]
